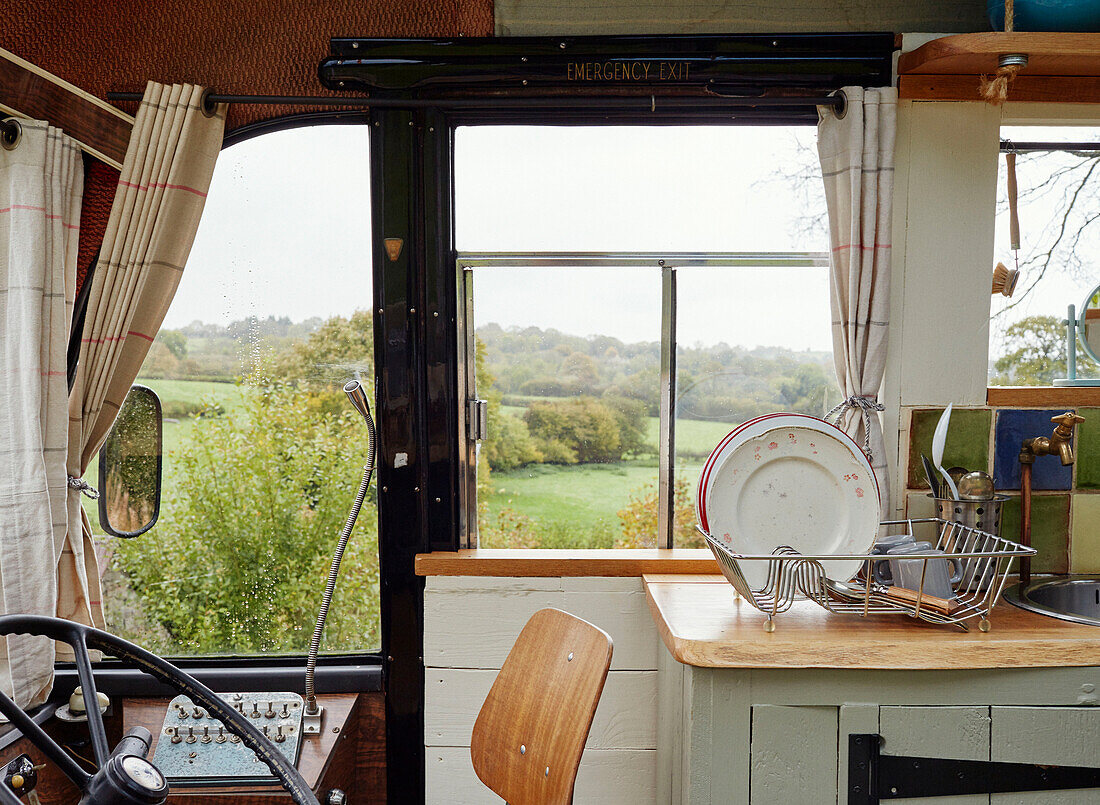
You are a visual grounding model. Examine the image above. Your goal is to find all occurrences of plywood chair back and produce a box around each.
[470,608,613,805]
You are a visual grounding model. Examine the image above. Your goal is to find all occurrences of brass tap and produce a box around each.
[1020,411,1085,466]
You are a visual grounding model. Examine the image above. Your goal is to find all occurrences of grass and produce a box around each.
[484,463,658,547]
[137,378,247,455]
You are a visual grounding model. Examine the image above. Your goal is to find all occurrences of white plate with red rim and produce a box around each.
[697,415,879,590]
[696,413,876,531]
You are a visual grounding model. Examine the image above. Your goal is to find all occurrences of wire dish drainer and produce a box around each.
[701,517,1037,633]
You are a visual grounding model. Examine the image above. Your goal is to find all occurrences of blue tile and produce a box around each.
[993,409,1075,491]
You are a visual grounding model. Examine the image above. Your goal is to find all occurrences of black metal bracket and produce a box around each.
[848,733,1100,803]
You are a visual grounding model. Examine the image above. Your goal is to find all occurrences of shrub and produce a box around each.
[110,385,380,655]
[616,477,700,548]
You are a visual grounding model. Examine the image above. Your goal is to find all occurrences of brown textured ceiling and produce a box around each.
[3,0,494,290]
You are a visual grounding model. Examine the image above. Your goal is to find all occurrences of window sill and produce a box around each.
[414,548,718,577]
[986,386,1100,407]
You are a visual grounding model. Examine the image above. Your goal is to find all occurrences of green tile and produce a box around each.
[1000,494,1070,574]
[906,408,992,489]
[1071,493,1100,574]
[1074,408,1100,489]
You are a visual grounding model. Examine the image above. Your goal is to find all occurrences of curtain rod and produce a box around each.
[1001,140,1100,153]
[106,90,845,114]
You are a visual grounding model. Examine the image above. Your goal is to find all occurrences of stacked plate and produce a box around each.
[696,413,880,590]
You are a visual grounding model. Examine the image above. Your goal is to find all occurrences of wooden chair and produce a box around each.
[470,608,613,805]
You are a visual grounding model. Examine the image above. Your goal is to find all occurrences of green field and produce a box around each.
[137,378,246,454]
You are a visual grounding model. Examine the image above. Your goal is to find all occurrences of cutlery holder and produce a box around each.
[931,495,1007,537]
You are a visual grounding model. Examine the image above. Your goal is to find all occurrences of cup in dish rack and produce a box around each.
[881,541,962,599]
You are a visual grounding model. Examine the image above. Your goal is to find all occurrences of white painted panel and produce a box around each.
[494,1,985,36]
[561,576,643,593]
[880,705,991,805]
[563,588,659,670]
[424,587,565,668]
[894,102,1001,407]
[750,705,839,805]
[992,707,1100,805]
[426,576,562,592]
[427,746,656,805]
[425,668,657,749]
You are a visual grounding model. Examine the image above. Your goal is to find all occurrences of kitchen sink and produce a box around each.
[1003,577,1100,626]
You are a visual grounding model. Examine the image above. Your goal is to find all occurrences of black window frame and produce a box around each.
[335,33,895,804]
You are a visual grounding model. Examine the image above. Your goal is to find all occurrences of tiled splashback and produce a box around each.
[902,406,1100,575]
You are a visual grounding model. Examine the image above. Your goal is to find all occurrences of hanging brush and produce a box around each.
[992,262,1020,296]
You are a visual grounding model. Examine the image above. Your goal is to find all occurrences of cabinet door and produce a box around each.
[749,705,838,805]
[879,706,992,805]
[991,706,1100,805]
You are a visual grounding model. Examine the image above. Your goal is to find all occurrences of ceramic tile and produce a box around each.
[1074,408,1100,489]
[906,408,992,489]
[993,409,1075,491]
[1071,493,1100,573]
[1000,494,1070,574]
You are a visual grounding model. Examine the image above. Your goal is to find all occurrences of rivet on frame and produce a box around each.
[520,745,526,754]
[567,652,574,662]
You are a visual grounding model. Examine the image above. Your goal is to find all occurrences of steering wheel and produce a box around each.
[0,616,320,805]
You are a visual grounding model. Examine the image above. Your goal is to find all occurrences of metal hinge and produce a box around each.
[848,733,1100,803]
[467,399,488,441]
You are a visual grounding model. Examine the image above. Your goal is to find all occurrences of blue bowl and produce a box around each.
[988,0,1100,30]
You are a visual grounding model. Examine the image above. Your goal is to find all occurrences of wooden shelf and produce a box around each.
[898,32,1100,103]
[415,548,718,577]
[987,385,1100,407]
[899,32,1100,77]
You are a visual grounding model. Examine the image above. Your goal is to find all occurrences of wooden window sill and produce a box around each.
[415,548,718,577]
[986,386,1100,407]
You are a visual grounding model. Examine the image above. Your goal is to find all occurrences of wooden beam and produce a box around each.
[0,47,132,169]
[900,73,1100,103]
[899,32,1100,77]
[986,385,1100,407]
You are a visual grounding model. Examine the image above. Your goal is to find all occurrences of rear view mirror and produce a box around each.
[98,385,163,538]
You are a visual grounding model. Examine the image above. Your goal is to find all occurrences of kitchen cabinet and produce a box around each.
[649,577,1100,804]
[661,664,1100,804]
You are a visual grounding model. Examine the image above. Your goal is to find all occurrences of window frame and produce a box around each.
[986,104,1100,406]
[457,249,830,547]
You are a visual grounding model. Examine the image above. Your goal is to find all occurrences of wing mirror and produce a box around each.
[98,385,163,538]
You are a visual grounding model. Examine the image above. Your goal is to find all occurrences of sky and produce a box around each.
[167,123,834,351]
[165,121,1100,356]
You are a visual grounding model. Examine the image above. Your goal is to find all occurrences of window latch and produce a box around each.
[467,399,488,441]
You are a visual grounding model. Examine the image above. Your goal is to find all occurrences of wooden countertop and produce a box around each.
[644,575,1100,670]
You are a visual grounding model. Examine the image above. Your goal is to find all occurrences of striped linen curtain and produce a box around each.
[62,83,224,634]
[0,120,83,705]
[817,86,897,518]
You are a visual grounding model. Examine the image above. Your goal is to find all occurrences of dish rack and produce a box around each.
[701,517,1037,632]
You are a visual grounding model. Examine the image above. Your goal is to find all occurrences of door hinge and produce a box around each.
[848,733,1100,803]
[467,399,488,441]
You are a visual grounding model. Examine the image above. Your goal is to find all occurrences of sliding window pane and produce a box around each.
[674,264,835,546]
[473,266,661,548]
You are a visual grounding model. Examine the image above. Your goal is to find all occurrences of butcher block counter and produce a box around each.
[645,576,1100,804]
[644,574,1100,670]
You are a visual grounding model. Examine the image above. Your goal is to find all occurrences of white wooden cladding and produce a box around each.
[424,576,660,804]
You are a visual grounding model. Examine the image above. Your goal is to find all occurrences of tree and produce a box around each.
[272,309,374,390]
[616,477,699,548]
[993,315,1067,385]
[110,385,380,654]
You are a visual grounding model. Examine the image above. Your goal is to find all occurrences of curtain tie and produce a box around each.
[824,395,885,462]
[67,476,99,500]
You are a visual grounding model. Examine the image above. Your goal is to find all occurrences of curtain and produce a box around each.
[62,83,224,636]
[0,120,83,705]
[818,86,897,519]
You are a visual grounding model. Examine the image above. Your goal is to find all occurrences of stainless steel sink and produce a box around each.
[1003,577,1100,626]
